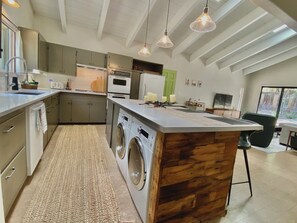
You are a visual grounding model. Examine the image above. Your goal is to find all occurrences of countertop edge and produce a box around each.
[109,98,263,133]
[0,90,107,117]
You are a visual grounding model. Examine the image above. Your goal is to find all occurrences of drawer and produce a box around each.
[0,112,26,172]
[1,147,27,216]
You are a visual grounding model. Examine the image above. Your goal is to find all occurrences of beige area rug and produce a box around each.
[22,125,120,223]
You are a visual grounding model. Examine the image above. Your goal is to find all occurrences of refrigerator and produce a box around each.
[138,73,165,101]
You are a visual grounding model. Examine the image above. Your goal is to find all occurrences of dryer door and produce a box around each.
[128,137,145,190]
[116,123,126,159]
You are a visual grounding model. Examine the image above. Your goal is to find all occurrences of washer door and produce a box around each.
[128,137,145,191]
[116,123,126,159]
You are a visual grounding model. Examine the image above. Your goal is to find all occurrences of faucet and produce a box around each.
[5,56,28,91]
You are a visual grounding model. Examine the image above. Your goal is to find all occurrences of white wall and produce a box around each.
[242,56,297,114]
[33,15,246,108]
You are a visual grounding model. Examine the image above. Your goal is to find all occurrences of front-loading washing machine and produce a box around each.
[116,108,132,182]
[127,117,157,223]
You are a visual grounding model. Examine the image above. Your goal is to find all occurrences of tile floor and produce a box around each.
[6,126,297,223]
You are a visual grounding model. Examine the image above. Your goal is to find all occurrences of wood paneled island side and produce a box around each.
[107,98,262,223]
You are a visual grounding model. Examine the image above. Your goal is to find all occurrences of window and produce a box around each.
[0,14,17,90]
[257,87,297,124]
[0,21,15,71]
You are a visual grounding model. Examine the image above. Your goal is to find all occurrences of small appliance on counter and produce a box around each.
[50,81,65,89]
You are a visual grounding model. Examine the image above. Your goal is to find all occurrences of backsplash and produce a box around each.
[0,68,107,92]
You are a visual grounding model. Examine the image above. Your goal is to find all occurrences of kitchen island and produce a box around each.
[108,98,262,223]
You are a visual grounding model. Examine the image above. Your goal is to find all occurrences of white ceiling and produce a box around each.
[29,0,297,75]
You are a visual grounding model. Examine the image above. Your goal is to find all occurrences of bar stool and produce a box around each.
[227,130,254,205]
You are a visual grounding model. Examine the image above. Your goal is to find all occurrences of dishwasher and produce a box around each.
[26,101,47,176]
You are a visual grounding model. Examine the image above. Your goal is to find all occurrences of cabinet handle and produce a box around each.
[5,167,16,180]
[3,125,15,133]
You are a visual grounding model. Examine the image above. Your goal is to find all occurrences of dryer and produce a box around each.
[116,109,132,182]
[127,117,157,223]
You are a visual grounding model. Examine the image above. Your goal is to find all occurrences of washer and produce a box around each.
[116,109,132,182]
[127,117,157,223]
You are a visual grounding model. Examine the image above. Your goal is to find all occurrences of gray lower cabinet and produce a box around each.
[59,93,106,123]
[71,99,90,123]
[0,109,27,217]
[43,94,59,149]
[60,99,72,123]
[1,147,27,216]
[130,70,141,99]
[90,100,107,122]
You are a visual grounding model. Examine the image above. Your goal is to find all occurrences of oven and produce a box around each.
[107,93,130,99]
[107,69,131,94]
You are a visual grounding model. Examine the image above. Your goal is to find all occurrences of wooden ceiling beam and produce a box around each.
[218,28,296,69]
[243,47,297,75]
[171,0,243,57]
[97,0,110,40]
[151,0,201,53]
[190,8,267,63]
[125,0,158,48]
[58,0,67,33]
[232,35,297,72]
[204,19,282,66]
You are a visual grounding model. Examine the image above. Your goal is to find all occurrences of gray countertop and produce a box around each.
[0,89,106,117]
[109,98,263,133]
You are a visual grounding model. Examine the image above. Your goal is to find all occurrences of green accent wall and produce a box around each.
[162,69,177,100]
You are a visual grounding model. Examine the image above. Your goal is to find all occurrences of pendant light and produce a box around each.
[2,0,20,8]
[156,0,174,48]
[190,0,216,33]
[138,0,151,57]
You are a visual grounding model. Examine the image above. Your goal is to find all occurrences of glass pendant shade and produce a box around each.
[156,32,174,48]
[138,45,151,57]
[190,7,216,32]
[3,0,20,8]
[139,0,151,57]
[156,0,174,48]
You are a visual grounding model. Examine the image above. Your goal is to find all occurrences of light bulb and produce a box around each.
[190,7,216,33]
[3,0,20,8]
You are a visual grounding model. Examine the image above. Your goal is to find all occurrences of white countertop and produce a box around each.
[0,89,106,117]
[109,98,263,133]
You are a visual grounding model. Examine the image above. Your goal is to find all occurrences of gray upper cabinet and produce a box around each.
[76,49,106,68]
[76,49,92,65]
[48,43,63,74]
[63,46,76,76]
[48,43,76,76]
[92,52,106,68]
[20,27,48,72]
[107,52,133,70]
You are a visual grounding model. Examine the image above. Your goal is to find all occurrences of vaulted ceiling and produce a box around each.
[29,0,297,75]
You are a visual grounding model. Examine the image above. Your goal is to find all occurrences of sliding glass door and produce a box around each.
[278,88,297,123]
[257,87,297,124]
